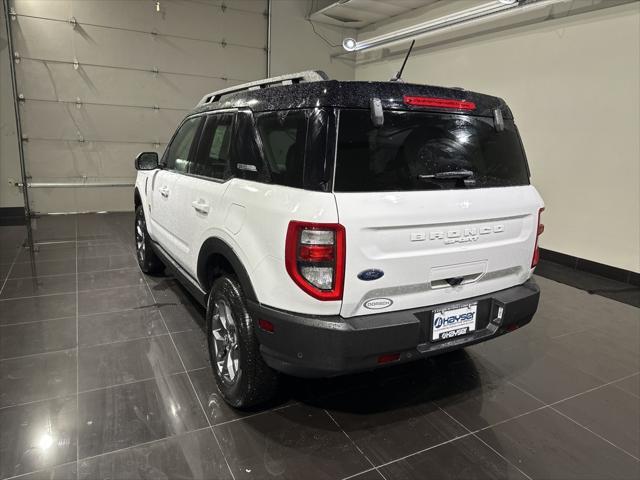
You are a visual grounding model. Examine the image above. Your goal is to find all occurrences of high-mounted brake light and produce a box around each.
[403,95,476,111]
[531,208,545,268]
[285,221,345,301]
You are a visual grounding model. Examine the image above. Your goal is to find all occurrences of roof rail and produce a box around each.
[196,70,329,107]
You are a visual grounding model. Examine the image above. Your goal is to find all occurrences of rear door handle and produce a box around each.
[158,186,169,198]
[191,200,210,215]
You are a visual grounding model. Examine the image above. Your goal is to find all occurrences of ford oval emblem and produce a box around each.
[364,298,393,310]
[358,269,384,281]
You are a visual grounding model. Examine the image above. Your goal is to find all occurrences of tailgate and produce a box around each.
[334,186,543,317]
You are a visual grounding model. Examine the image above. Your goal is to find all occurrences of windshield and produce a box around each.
[334,109,529,192]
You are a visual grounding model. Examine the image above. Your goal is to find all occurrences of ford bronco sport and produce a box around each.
[133,71,544,408]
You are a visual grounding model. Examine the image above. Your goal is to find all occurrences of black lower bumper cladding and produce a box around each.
[249,279,540,378]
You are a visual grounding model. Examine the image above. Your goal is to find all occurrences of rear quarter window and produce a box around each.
[255,110,308,188]
[334,109,529,192]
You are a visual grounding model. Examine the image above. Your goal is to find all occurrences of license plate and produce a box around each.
[432,302,477,342]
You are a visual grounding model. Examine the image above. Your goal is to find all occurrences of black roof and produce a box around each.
[192,80,513,118]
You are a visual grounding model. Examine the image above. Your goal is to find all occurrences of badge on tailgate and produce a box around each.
[432,302,477,341]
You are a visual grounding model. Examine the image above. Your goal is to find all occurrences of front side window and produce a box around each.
[192,113,234,180]
[164,116,202,173]
[335,109,529,192]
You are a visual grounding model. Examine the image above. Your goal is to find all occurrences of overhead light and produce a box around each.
[340,0,568,53]
[342,37,357,51]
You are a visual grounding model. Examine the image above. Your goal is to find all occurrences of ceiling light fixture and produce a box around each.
[340,0,569,53]
[342,37,357,51]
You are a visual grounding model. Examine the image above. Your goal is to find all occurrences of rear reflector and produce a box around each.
[377,353,401,364]
[299,244,334,262]
[403,95,476,111]
[258,319,274,333]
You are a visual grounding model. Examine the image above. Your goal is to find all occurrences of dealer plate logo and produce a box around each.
[364,298,393,310]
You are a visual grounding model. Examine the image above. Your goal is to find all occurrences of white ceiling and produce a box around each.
[309,0,439,29]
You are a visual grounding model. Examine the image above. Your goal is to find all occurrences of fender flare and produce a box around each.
[197,237,258,302]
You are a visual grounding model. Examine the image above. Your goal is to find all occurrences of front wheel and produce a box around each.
[135,205,164,275]
[207,275,278,408]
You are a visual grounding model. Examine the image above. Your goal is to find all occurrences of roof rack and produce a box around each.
[196,70,329,107]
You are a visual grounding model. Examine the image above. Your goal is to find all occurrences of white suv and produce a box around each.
[133,71,544,408]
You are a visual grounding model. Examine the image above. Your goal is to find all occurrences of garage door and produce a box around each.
[7,0,267,213]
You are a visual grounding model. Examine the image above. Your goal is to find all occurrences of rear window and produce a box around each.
[334,109,529,192]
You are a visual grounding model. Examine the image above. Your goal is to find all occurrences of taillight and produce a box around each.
[403,95,476,111]
[285,221,345,301]
[531,208,545,268]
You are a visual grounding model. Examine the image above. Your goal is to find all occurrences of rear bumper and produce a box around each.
[249,278,540,378]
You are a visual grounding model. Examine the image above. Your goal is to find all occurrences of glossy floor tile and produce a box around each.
[1,213,639,480]
[554,383,640,458]
[0,349,77,407]
[77,429,232,480]
[214,404,372,480]
[77,373,208,459]
[78,308,167,347]
[613,372,640,397]
[78,334,184,391]
[77,285,154,315]
[0,396,78,478]
[9,259,77,279]
[10,462,77,480]
[378,434,529,480]
[172,328,210,371]
[477,408,640,479]
[0,317,76,360]
[0,293,76,326]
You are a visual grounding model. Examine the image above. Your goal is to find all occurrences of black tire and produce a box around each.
[135,205,164,275]
[206,275,278,408]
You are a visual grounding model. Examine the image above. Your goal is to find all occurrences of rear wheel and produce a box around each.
[135,205,164,274]
[207,275,278,408]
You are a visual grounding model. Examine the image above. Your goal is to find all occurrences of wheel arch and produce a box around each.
[134,187,142,208]
[197,237,257,302]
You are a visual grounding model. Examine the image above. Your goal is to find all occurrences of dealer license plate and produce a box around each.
[431,302,478,342]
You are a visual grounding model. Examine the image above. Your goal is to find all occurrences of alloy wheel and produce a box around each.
[211,299,241,384]
[135,215,145,262]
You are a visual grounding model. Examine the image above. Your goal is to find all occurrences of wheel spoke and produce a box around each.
[226,349,236,381]
[224,303,235,332]
[212,328,225,342]
[217,302,229,330]
[217,357,226,374]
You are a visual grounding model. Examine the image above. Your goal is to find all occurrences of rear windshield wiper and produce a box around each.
[418,169,474,180]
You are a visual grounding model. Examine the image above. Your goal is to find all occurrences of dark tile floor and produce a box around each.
[0,213,638,480]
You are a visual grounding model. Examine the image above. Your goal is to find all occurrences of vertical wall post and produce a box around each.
[266,0,272,77]
[2,0,31,221]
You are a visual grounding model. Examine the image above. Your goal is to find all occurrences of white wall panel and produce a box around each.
[24,140,161,179]
[7,0,267,213]
[22,102,185,144]
[16,60,228,107]
[29,186,134,213]
[13,0,267,48]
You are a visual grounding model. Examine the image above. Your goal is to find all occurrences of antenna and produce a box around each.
[390,40,415,82]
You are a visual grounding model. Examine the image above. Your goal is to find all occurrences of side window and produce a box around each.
[231,111,266,182]
[192,114,234,180]
[255,110,308,188]
[164,116,201,172]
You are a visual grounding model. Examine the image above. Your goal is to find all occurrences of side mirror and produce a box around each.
[135,152,159,170]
